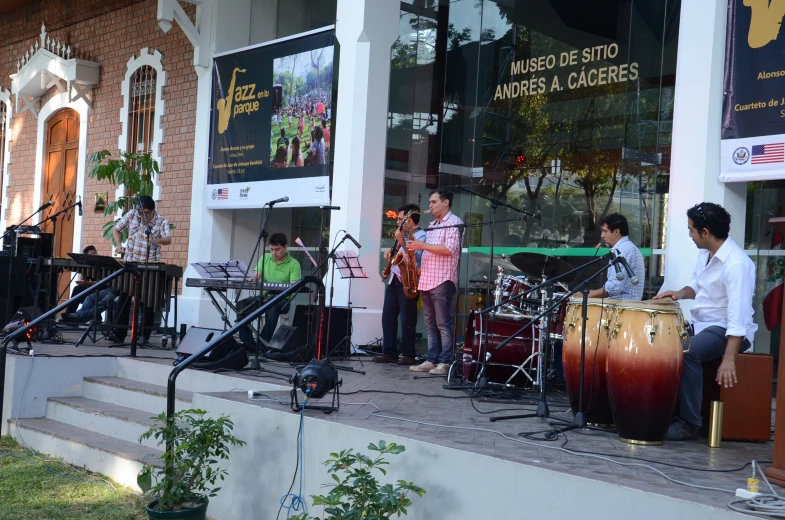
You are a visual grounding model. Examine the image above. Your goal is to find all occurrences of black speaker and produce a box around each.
[268,324,306,352]
[292,305,351,358]
[176,327,239,361]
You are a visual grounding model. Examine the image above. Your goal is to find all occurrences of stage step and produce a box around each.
[82,376,193,414]
[46,396,163,449]
[8,417,163,491]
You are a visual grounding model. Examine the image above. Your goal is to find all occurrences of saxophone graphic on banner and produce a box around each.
[216,67,246,134]
[744,0,785,49]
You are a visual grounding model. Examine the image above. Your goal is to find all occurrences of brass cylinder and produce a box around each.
[709,400,724,448]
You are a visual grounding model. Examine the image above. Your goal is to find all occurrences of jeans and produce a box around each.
[77,288,119,320]
[421,281,456,365]
[678,326,750,428]
[67,284,90,313]
[237,295,290,346]
[381,277,418,358]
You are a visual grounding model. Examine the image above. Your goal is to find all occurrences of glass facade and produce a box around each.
[384,0,680,336]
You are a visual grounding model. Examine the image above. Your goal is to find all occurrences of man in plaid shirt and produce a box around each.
[406,189,463,375]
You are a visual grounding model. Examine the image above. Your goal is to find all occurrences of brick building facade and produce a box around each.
[0,0,197,270]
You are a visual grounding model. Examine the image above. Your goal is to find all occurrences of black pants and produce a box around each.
[381,276,418,358]
[237,295,290,347]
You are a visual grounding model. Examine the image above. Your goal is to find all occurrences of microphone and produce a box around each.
[77,196,83,217]
[615,250,639,285]
[344,233,362,249]
[38,201,54,211]
[268,196,289,205]
[320,205,341,210]
[610,250,624,281]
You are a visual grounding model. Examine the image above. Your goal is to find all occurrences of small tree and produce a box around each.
[87,150,158,243]
[291,441,425,520]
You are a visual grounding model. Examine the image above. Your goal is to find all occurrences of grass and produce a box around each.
[0,436,147,520]
[270,117,330,164]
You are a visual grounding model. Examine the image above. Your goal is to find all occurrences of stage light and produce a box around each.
[290,359,342,412]
[515,153,527,164]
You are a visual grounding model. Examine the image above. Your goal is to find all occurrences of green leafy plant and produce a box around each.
[88,150,173,244]
[137,409,246,512]
[291,440,425,520]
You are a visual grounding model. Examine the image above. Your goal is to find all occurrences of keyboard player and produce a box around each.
[237,232,301,350]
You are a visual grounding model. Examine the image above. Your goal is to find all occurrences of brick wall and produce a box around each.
[0,0,196,270]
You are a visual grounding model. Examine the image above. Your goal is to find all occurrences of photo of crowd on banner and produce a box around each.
[270,45,334,168]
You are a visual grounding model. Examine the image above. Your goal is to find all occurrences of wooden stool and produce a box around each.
[700,352,773,442]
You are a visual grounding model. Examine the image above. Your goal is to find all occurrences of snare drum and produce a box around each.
[463,311,539,385]
[562,297,620,427]
[605,300,687,445]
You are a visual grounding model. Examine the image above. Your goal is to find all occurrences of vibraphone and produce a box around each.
[39,255,183,340]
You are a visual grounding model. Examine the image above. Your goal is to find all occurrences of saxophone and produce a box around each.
[391,209,421,299]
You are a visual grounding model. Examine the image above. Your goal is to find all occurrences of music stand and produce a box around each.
[326,250,365,363]
[69,253,126,347]
[191,261,250,331]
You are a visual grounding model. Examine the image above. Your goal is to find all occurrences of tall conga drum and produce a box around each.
[605,300,688,445]
[562,297,619,427]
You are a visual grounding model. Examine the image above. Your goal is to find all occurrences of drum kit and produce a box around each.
[461,252,690,445]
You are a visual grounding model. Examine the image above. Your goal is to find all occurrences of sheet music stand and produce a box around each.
[68,253,127,347]
[326,251,366,362]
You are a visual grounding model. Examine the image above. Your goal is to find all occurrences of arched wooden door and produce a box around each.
[42,108,79,303]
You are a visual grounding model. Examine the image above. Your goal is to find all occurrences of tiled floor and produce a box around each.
[9,332,776,512]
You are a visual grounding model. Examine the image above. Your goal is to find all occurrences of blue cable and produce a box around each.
[0,449,121,492]
[280,393,309,518]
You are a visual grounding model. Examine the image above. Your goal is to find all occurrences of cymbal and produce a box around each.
[470,253,521,273]
[510,252,573,278]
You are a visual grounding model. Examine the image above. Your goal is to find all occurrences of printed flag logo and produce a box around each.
[216,188,229,200]
[751,143,785,164]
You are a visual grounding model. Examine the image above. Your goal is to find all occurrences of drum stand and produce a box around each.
[489,253,621,427]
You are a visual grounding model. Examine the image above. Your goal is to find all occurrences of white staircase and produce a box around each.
[5,359,279,491]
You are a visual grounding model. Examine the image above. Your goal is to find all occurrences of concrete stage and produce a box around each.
[0,331,776,519]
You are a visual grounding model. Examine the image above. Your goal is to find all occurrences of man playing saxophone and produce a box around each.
[374,204,427,365]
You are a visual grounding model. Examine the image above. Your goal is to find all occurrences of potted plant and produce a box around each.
[137,409,246,520]
[88,150,170,243]
[290,440,425,520]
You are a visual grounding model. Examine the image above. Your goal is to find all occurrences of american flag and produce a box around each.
[216,188,228,200]
[752,143,785,164]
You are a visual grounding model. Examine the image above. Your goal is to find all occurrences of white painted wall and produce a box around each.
[250,0,278,44]
[195,393,745,520]
[663,0,747,322]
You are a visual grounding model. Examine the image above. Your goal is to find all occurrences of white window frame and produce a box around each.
[0,88,12,234]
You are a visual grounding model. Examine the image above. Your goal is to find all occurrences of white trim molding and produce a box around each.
[157,0,212,68]
[10,23,99,117]
[118,48,167,201]
[0,88,13,236]
[33,93,91,255]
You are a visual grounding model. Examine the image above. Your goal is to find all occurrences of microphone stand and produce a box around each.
[245,202,274,371]
[488,253,622,430]
[137,197,154,345]
[310,232,365,374]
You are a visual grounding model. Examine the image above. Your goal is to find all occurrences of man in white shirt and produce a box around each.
[654,202,756,441]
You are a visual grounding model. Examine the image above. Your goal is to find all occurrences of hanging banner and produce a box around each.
[720,0,785,182]
[207,27,335,208]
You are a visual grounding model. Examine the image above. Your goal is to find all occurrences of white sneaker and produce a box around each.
[429,363,450,375]
[409,361,436,372]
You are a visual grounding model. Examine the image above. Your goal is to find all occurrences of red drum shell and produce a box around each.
[561,299,619,426]
[463,311,538,385]
[605,302,685,445]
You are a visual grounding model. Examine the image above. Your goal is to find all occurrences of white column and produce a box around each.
[178,0,254,329]
[328,0,399,345]
[663,0,746,318]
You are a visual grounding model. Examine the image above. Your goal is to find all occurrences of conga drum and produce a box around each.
[562,297,619,427]
[605,300,688,445]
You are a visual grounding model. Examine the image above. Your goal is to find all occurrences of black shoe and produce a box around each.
[664,418,699,441]
[60,312,85,323]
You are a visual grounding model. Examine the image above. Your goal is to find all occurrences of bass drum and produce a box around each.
[463,311,539,386]
[561,297,620,427]
[606,300,687,445]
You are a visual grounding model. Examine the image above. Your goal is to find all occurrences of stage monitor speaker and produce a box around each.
[292,305,351,358]
[266,324,307,361]
[176,327,239,361]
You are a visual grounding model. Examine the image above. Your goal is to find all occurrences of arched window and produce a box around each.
[128,65,157,153]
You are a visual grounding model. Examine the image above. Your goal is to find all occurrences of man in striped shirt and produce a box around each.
[588,213,645,301]
[407,189,463,375]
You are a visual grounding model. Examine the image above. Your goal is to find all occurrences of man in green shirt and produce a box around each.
[237,233,301,349]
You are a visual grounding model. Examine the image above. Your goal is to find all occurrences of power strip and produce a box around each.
[736,488,762,499]
[247,390,265,399]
